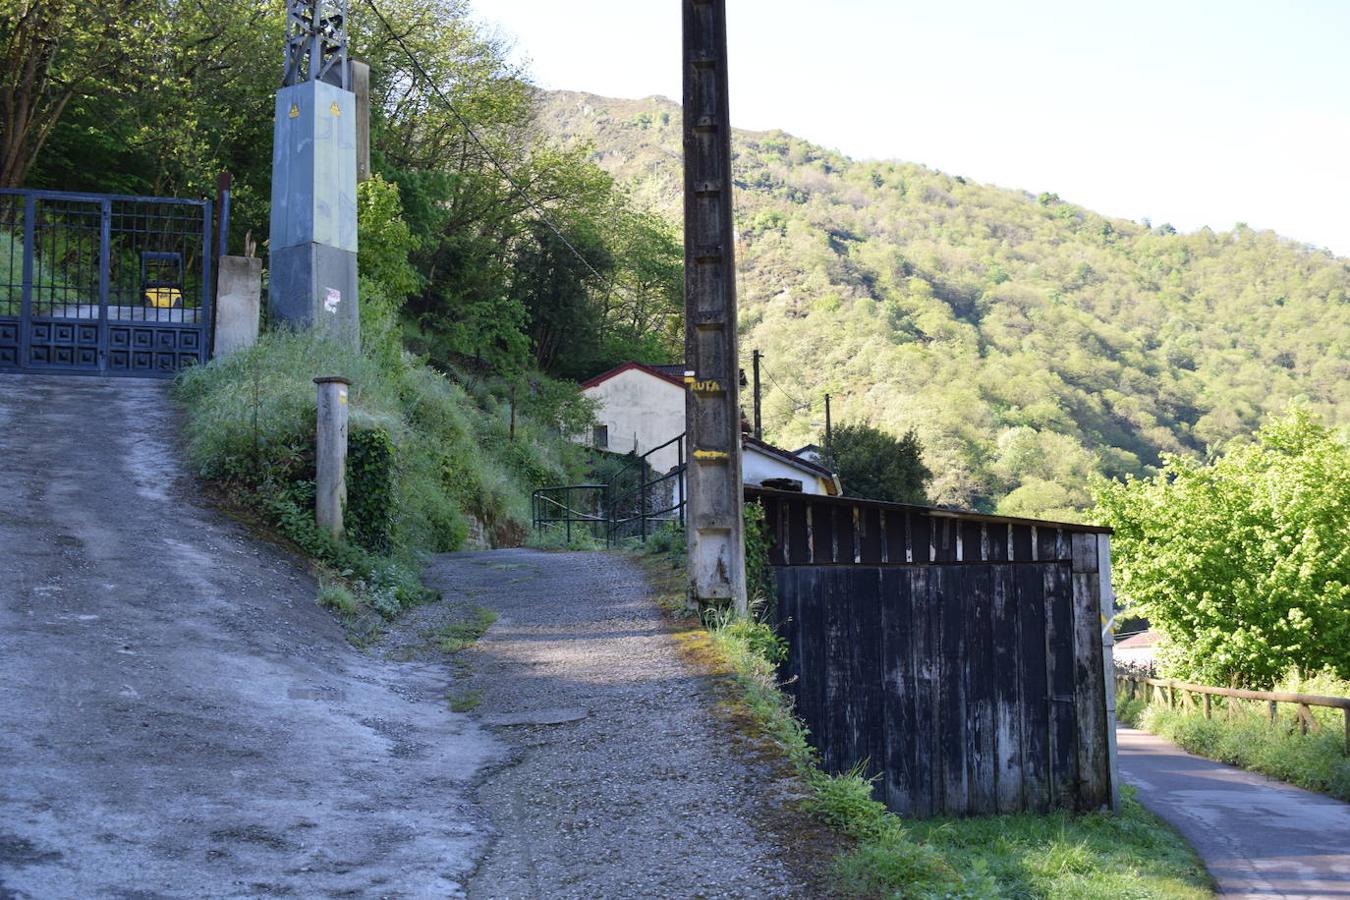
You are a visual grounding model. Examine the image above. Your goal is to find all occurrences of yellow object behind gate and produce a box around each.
[144,287,183,309]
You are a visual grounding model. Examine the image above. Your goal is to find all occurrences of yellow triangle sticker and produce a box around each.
[288,103,299,119]
[330,101,341,116]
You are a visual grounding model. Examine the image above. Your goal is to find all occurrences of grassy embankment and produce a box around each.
[174,329,587,630]
[1117,674,1350,802]
[633,524,1213,899]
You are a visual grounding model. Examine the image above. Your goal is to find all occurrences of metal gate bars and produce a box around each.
[0,188,213,377]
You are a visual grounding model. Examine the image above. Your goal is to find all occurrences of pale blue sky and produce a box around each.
[472,0,1350,256]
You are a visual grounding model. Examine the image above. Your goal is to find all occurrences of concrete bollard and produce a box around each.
[314,376,351,539]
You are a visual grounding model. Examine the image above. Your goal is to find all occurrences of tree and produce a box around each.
[1095,408,1350,687]
[826,424,932,505]
[0,0,152,187]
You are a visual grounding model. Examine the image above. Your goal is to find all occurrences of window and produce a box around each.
[593,424,609,449]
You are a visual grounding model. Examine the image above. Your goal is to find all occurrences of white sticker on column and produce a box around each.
[324,288,341,313]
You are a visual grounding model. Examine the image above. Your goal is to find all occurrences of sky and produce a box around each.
[471,0,1350,257]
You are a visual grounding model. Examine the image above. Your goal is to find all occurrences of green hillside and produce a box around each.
[537,90,1350,518]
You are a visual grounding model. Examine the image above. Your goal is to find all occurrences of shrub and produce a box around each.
[175,328,588,616]
[825,423,932,505]
[1096,408,1350,686]
[347,428,397,553]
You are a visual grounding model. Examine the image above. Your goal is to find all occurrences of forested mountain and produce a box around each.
[537,90,1350,518]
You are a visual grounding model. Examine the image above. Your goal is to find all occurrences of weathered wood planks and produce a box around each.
[763,486,1115,819]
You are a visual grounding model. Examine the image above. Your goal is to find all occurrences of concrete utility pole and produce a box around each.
[270,0,360,342]
[683,0,746,614]
[751,349,762,439]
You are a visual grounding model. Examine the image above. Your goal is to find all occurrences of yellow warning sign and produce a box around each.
[288,103,299,119]
[330,101,341,116]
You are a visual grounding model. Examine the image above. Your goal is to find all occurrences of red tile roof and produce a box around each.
[579,361,685,390]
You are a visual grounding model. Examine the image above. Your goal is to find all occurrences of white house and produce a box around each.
[1113,630,1160,670]
[577,361,842,496]
[579,362,687,473]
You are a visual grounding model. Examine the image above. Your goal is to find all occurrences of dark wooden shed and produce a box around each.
[748,487,1119,819]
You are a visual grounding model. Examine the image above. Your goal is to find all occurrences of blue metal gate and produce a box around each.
[0,188,213,377]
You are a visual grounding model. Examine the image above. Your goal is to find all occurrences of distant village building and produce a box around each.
[1113,630,1160,670]
[577,361,841,496]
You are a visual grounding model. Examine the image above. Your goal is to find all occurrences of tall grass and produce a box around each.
[1119,671,1350,801]
[174,329,588,613]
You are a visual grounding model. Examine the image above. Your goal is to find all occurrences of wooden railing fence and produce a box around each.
[1116,674,1350,755]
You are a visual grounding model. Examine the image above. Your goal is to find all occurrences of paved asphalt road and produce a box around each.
[0,375,501,898]
[1119,726,1350,898]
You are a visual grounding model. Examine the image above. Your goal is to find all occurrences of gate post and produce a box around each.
[314,375,351,539]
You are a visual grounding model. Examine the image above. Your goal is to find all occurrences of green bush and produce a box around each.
[743,501,777,608]
[347,428,397,553]
[174,328,589,614]
[1096,408,1350,686]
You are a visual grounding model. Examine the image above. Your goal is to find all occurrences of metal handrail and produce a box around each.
[606,434,685,545]
[530,434,689,547]
[531,484,610,545]
[1115,672,1350,754]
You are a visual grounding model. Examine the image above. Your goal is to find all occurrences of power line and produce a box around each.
[763,367,810,412]
[361,0,622,295]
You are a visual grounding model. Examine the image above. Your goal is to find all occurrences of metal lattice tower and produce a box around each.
[283,0,350,90]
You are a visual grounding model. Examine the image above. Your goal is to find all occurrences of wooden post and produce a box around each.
[1203,693,1212,719]
[1344,708,1349,756]
[751,348,762,439]
[824,393,833,457]
[314,376,351,539]
[1268,700,1278,725]
[1070,532,1110,811]
[683,0,746,614]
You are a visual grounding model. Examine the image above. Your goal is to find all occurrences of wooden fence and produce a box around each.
[748,487,1118,818]
[1117,674,1350,755]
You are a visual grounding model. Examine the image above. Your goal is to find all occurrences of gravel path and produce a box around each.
[1119,726,1350,898]
[0,375,500,899]
[421,549,809,900]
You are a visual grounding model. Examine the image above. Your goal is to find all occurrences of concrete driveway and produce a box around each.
[0,375,500,898]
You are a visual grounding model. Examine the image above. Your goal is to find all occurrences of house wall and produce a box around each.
[743,447,833,496]
[1113,647,1156,668]
[579,369,686,473]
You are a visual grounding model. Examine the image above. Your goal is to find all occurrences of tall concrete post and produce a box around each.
[314,376,351,538]
[270,0,359,343]
[351,60,371,184]
[683,0,746,614]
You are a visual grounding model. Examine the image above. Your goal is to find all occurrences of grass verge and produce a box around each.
[634,530,1213,898]
[1116,676,1350,802]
